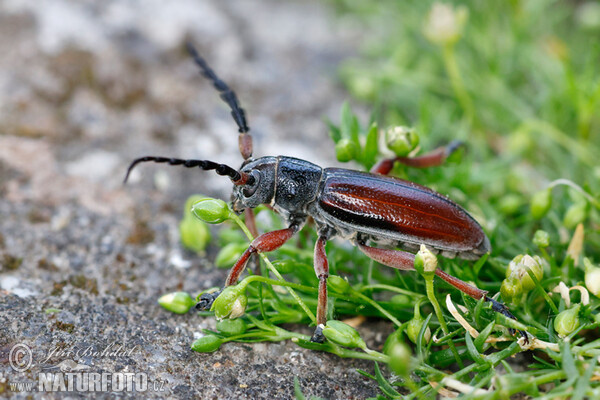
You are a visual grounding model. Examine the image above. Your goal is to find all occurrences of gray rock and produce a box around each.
[0,0,382,398]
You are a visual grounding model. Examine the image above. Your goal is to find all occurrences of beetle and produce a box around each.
[125,43,516,342]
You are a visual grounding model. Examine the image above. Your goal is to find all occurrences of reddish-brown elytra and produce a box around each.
[125,42,516,343]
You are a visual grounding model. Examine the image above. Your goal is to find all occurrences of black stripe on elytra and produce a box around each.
[319,199,400,233]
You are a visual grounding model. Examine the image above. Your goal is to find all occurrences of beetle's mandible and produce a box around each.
[125,43,516,342]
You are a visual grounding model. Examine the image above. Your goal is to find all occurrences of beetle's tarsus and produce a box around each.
[485,296,529,343]
[310,325,325,343]
[485,296,516,320]
[196,290,222,311]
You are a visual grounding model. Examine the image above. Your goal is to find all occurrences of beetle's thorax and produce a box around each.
[271,156,323,219]
[232,156,323,221]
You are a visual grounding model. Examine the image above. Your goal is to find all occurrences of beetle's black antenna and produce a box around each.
[123,156,254,186]
[186,42,253,160]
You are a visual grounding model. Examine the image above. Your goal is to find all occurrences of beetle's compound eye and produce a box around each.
[242,170,261,198]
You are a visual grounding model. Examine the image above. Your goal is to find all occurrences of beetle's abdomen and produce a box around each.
[317,168,490,259]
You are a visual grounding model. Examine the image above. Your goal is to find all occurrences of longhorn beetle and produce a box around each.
[125,43,517,343]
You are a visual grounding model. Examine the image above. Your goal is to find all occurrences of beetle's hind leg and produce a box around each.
[371,140,464,175]
[356,243,522,329]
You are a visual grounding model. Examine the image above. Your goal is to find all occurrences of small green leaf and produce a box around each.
[361,122,379,170]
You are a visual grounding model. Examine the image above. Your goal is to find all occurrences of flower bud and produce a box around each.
[533,230,550,248]
[385,126,419,157]
[335,138,359,162]
[577,2,600,31]
[584,258,600,297]
[191,335,223,353]
[215,243,247,269]
[158,291,196,314]
[505,255,545,292]
[530,188,552,220]
[322,320,366,349]
[386,341,412,376]
[563,201,589,230]
[211,285,248,320]
[179,217,211,253]
[406,306,431,344]
[498,194,522,215]
[423,3,468,47]
[554,304,581,337]
[328,275,352,295]
[500,276,523,304]
[414,245,438,277]
[191,198,231,224]
[216,318,248,336]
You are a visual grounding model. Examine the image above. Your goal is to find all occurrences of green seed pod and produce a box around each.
[500,276,523,304]
[414,245,438,278]
[406,306,431,344]
[179,217,211,253]
[191,335,223,353]
[554,304,581,337]
[386,341,412,377]
[335,138,359,162]
[327,275,352,295]
[530,188,552,220]
[322,320,366,349]
[563,201,589,229]
[533,230,550,248]
[584,258,600,297]
[211,285,248,320]
[385,126,420,157]
[390,294,412,308]
[505,254,545,292]
[157,292,196,314]
[191,198,231,224]
[216,318,248,336]
[215,243,247,269]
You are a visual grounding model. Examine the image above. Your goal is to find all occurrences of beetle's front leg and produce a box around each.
[196,223,299,311]
[371,140,463,175]
[311,236,330,343]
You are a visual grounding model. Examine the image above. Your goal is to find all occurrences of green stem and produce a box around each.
[548,178,600,209]
[229,211,317,324]
[425,274,464,368]
[352,290,404,327]
[442,44,475,128]
[360,284,426,299]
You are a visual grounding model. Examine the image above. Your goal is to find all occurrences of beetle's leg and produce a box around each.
[186,43,253,161]
[196,223,300,311]
[371,140,463,175]
[356,243,517,320]
[311,236,330,343]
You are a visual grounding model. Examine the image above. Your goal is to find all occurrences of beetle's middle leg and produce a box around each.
[356,243,517,320]
[371,140,463,175]
[311,235,330,343]
[196,223,300,311]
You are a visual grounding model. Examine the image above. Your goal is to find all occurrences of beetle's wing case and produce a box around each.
[314,168,491,260]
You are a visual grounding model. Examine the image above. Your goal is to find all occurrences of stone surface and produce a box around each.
[0,0,383,398]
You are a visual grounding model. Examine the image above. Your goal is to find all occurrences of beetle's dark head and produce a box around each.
[231,156,277,213]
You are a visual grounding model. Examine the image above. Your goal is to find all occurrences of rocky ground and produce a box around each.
[0,0,386,398]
